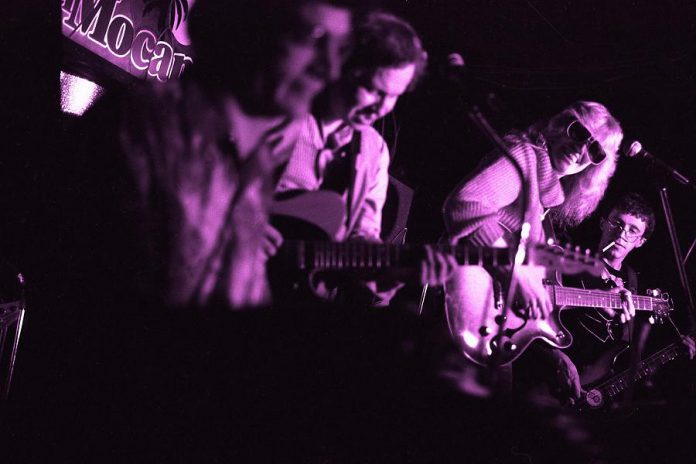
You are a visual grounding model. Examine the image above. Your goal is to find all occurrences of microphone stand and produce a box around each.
[633,145,696,325]
[465,105,530,371]
[658,187,696,329]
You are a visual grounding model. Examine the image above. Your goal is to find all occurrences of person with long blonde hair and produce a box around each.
[444,101,623,317]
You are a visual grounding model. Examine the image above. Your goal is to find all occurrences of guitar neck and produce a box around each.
[288,242,513,271]
[552,286,659,312]
[593,342,685,401]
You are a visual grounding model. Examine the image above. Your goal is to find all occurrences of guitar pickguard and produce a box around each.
[445,265,572,367]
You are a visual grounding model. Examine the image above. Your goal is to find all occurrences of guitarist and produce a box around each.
[271,12,456,304]
[536,192,695,405]
[507,193,696,463]
[441,101,623,396]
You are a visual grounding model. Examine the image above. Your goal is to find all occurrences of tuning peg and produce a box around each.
[547,238,555,246]
[648,316,655,325]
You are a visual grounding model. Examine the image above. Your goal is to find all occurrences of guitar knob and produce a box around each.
[479,326,491,336]
[494,315,507,325]
[503,341,517,352]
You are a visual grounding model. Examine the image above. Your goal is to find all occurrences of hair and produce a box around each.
[342,11,428,91]
[539,101,623,229]
[605,192,656,240]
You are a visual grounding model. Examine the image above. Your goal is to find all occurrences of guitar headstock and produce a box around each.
[528,240,603,277]
[646,288,674,322]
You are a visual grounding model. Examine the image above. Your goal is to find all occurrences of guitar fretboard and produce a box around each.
[552,286,663,312]
[295,242,514,270]
[595,342,684,400]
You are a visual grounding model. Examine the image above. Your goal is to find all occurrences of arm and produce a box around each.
[528,344,583,402]
[347,138,390,242]
[349,140,402,306]
[443,153,524,246]
[348,139,455,305]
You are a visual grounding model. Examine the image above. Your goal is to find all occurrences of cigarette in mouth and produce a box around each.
[602,241,616,252]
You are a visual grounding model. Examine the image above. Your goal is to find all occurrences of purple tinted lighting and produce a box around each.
[60,71,105,116]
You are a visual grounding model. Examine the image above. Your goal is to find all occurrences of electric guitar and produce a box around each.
[269,191,603,297]
[445,273,674,367]
[577,335,687,412]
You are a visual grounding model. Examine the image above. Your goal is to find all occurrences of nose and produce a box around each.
[612,225,633,243]
[364,94,392,119]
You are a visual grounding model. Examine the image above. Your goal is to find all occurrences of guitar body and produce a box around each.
[270,190,346,241]
[445,265,572,367]
[269,190,357,302]
[578,341,630,388]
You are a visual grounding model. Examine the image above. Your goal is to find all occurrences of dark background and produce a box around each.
[2,0,696,460]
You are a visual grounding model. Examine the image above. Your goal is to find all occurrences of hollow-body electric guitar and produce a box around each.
[445,268,674,367]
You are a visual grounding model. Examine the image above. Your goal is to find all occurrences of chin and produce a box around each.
[274,83,323,118]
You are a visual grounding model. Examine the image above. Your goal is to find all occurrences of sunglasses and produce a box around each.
[566,120,607,165]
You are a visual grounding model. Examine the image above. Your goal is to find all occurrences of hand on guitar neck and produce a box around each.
[681,334,696,359]
[260,223,284,260]
[600,287,636,324]
[332,241,457,306]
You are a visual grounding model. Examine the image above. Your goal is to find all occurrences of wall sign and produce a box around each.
[62,0,194,82]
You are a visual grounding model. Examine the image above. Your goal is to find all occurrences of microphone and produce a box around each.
[442,52,467,88]
[447,52,466,70]
[622,140,694,189]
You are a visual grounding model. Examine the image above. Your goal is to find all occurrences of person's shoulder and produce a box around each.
[358,124,385,142]
[358,125,389,159]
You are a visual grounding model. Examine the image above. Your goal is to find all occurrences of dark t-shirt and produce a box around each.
[560,264,638,371]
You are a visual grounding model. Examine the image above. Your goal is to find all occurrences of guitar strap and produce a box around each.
[345,130,362,233]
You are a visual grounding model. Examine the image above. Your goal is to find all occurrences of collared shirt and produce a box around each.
[275,114,390,242]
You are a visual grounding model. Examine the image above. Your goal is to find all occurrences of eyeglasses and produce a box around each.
[605,218,644,242]
[566,120,607,165]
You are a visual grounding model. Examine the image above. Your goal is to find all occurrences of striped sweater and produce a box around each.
[443,136,565,246]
